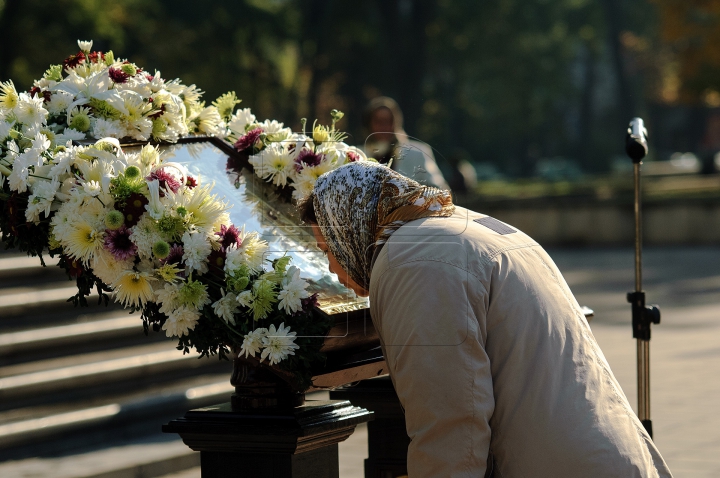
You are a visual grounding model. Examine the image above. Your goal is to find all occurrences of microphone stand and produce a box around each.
[625,117,661,439]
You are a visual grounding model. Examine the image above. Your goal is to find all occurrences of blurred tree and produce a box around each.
[0,0,673,175]
[650,0,720,105]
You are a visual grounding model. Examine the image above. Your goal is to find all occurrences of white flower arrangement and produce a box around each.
[11,39,233,148]
[0,41,333,387]
[230,109,373,200]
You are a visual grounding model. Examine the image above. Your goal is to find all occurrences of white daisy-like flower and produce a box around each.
[46,90,75,116]
[13,92,48,125]
[7,156,29,192]
[181,230,211,274]
[227,108,256,136]
[212,289,239,325]
[291,159,336,200]
[25,178,60,224]
[0,120,14,142]
[236,290,254,308]
[239,327,267,358]
[195,105,224,136]
[260,323,299,365]
[63,219,105,265]
[156,281,182,315]
[277,266,309,314]
[161,307,200,338]
[224,229,268,274]
[249,142,294,187]
[90,249,133,285]
[55,128,86,144]
[92,117,126,139]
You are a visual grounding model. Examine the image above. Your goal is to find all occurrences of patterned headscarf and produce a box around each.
[312,161,454,289]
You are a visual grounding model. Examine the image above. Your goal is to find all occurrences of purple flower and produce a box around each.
[163,244,184,266]
[147,169,182,195]
[346,150,361,162]
[108,67,130,84]
[216,224,241,251]
[233,128,263,152]
[294,149,325,172]
[104,225,137,261]
[297,293,319,314]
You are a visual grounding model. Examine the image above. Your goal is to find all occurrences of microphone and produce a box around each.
[626,117,648,162]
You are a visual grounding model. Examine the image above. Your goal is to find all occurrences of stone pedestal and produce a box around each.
[330,377,409,478]
[163,400,373,478]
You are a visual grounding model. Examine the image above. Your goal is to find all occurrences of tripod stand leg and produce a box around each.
[637,338,653,438]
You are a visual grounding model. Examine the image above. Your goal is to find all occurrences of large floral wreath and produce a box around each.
[0,40,373,387]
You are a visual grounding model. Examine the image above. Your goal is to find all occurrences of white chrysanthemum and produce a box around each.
[260,323,299,365]
[249,142,294,187]
[212,289,239,325]
[168,184,228,233]
[291,159,336,200]
[92,117,126,139]
[156,281,182,315]
[17,146,42,169]
[236,290,254,308]
[195,105,224,136]
[63,219,105,264]
[13,92,48,125]
[112,270,155,308]
[161,307,200,338]
[227,108,256,136]
[91,249,133,285]
[0,120,14,142]
[7,157,29,192]
[130,214,164,258]
[277,266,309,314]
[176,83,204,105]
[46,90,75,116]
[239,327,267,358]
[0,80,19,110]
[224,230,268,274]
[55,128,86,144]
[181,230,211,274]
[25,178,60,224]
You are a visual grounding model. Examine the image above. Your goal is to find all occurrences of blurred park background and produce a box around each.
[5,0,720,245]
[3,0,720,189]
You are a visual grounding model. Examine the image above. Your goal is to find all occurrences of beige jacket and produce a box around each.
[370,207,672,478]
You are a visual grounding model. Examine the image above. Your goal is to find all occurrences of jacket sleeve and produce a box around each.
[371,257,493,477]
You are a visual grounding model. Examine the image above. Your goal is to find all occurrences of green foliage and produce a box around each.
[0,0,673,172]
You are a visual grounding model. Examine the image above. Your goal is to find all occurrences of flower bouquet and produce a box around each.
[228,108,372,201]
[0,41,338,390]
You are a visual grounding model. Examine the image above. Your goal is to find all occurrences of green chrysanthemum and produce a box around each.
[251,279,277,321]
[105,210,125,230]
[157,214,185,241]
[212,91,241,120]
[178,278,209,311]
[152,240,170,259]
[121,63,137,76]
[104,51,115,66]
[89,98,123,120]
[44,65,63,82]
[124,165,141,179]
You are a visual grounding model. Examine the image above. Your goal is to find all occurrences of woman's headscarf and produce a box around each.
[312,161,454,290]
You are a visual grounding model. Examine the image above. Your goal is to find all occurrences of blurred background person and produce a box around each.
[363,96,450,190]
